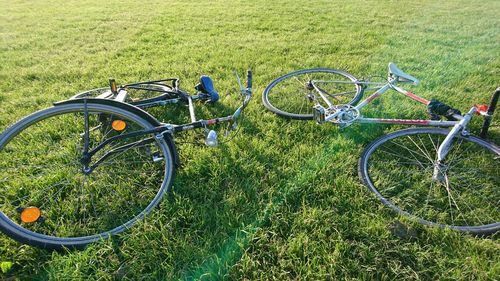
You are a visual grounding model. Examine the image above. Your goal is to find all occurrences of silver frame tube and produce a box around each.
[187,96,196,122]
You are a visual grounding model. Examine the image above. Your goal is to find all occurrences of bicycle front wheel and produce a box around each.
[359,128,500,234]
[0,102,175,249]
[262,68,363,120]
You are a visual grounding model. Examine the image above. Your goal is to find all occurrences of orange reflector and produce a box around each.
[112,120,127,131]
[20,207,41,223]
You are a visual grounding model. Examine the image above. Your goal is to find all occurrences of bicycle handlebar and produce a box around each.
[479,88,500,138]
[233,69,252,108]
[247,70,252,90]
[224,70,253,135]
[242,70,252,108]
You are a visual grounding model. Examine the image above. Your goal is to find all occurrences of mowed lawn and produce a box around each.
[1,0,499,280]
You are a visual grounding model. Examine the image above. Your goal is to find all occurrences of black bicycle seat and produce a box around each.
[195,75,219,103]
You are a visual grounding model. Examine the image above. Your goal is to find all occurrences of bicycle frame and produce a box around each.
[360,82,464,126]
[318,78,461,126]
[64,71,253,174]
[78,112,237,174]
[311,69,494,182]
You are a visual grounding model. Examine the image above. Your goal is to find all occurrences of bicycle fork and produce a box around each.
[432,107,477,182]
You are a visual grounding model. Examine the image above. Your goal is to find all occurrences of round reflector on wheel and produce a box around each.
[112,120,127,131]
[20,207,41,223]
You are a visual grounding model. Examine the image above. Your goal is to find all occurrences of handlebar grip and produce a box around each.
[246,70,252,90]
[479,87,499,138]
[487,88,500,115]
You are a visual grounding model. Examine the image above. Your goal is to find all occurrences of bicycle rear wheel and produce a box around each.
[0,102,175,249]
[359,128,500,234]
[262,68,363,120]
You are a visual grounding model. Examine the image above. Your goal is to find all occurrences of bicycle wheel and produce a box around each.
[72,83,175,105]
[262,68,363,120]
[359,128,500,234]
[0,102,175,249]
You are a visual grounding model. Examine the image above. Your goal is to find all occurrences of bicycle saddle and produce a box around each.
[196,75,220,103]
[388,63,420,86]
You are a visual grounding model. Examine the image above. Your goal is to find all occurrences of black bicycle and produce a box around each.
[0,70,252,249]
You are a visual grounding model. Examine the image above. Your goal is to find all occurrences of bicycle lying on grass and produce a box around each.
[263,63,499,235]
[0,70,252,249]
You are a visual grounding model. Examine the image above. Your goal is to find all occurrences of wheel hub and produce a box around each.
[432,161,448,183]
[80,153,92,174]
[305,80,314,91]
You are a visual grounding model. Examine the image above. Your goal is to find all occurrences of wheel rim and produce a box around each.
[362,129,500,232]
[263,68,362,119]
[0,104,173,245]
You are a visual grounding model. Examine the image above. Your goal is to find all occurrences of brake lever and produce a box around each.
[225,70,252,137]
[234,70,246,96]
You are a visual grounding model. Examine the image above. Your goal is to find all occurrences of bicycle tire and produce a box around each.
[0,103,175,249]
[262,68,363,120]
[359,128,500,235]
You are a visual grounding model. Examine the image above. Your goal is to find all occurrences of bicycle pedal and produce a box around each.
[152,152,164,162]
[313,105,326,124]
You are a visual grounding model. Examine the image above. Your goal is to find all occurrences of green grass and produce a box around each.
[1,0,499,280]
